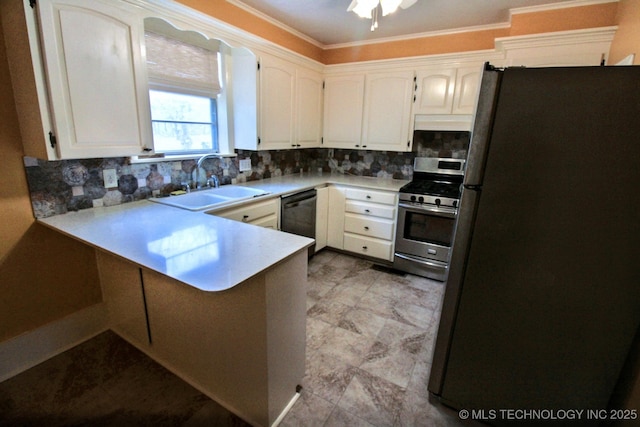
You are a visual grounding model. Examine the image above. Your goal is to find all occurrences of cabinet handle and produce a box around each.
[355,144,360,148]
[362,246,368,250]
[362,145,367,148]
[364,226,370,230]
[366,195,371,199]
[243,215,249,222]
[364,209,370,213]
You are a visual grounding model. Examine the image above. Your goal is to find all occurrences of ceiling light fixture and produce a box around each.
[347,0,417,31]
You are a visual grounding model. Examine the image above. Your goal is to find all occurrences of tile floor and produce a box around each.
[0,249,471,426]
[279,249,469,427]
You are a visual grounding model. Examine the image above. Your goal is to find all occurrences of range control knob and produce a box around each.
[410,195,416,202]
[452,200,458,208]
[435,198,441,207]
[418,196,424,203]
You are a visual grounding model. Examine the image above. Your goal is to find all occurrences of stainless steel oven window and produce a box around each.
[402,210,456,247]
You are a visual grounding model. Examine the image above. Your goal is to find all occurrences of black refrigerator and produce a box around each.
[428,64,640,423]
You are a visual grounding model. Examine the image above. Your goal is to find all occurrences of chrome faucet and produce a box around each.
[207,175,220,188]
[195,154,222,189]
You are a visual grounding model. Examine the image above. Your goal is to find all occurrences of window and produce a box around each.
[149,90,218,154]
[145,28,224,155]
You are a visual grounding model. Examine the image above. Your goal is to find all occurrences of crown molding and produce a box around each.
[495,26,617,50]
[510,0,618,16]
[325,22,511,50]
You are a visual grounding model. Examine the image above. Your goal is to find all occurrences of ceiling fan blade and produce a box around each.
[400,0,418,9]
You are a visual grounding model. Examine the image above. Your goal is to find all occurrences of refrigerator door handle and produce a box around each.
[464,66,502,187]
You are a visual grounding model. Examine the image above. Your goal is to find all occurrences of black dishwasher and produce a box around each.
[281,189,316,257]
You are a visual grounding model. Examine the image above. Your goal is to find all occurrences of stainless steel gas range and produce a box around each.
[393,157,465,281]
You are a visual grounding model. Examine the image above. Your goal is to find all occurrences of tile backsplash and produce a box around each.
[24,132,469,219]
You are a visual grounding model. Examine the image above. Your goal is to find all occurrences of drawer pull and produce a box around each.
[366,195,371,199]
[362,246,368,250]
[364,226,370,230]
[364,209,370,213]
[243,215,250,222]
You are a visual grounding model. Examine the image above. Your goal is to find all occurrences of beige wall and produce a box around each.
[609,0,640,64]
[176,0,324,61]
[0,11,101,342]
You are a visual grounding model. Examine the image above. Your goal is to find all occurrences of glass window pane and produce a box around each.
[150,90,213,123]
[149,89,218,153]
[152,122,213,152]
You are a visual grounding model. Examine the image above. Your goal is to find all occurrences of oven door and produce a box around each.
[394,202,457,263]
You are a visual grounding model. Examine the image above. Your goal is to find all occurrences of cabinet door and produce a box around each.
[295,68,323,148]
[451,66,482,115]
[414,68,457,115]
[315,186,329,252]
[323,74,365,149]
[36,0,151,159]
[259,55,295,150]
[361,71,414,151]
[326,186,346,249]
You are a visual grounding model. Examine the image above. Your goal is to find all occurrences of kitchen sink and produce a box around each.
[150,185,270,211]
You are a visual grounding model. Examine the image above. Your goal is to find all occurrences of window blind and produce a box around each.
[145,31,221,96]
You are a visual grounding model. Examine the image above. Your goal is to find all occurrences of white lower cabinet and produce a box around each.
[315,186,329,252]
[326,185,398,262]
[344,213,395,240]
[212,198,280,229]
[327,186,346,249]
[344,234,393,261]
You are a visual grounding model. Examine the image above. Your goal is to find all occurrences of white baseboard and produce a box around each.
[0,303,108,383]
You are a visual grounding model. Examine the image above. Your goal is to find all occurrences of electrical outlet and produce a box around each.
[239,159,252,171]
[103,169,118,188]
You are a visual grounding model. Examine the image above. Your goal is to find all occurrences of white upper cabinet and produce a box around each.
[258,54,295,150]
[295,68,323,148]
[451,66,483,115]
[361,71,414,151]
[323,71,413,151]
[32,0,152,159]
[414,65,482,116]
[234,52,322,151]
[322,74,365,149]
[414,68,457,115]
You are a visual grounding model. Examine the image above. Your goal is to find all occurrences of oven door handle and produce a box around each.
[394,252,448,268]
[398,202,457,218]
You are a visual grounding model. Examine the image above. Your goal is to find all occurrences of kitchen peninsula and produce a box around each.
[40,198,313,427]
[37,173,405,427]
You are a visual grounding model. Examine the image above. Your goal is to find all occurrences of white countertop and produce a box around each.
[39,173,406,292]
[233,172,406,201]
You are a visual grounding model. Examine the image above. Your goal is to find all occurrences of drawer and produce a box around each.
[345,188,397,205]
[345,200,396,219]
[344,234,393,261]
[344,213,394,240]
[215,198,279,223]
